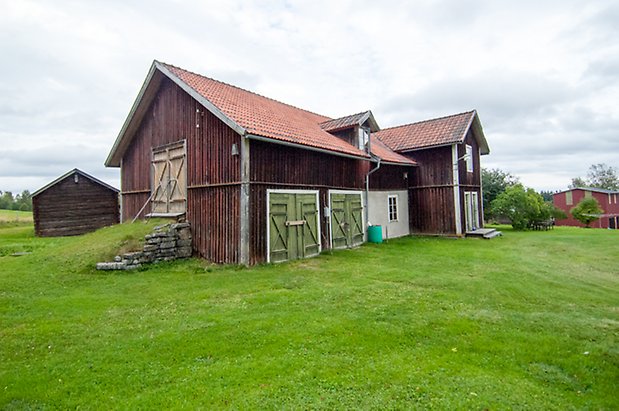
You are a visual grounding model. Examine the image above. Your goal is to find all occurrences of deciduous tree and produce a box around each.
[491,184,556,230]
[570,198,603,227]
[481,168,519,221]
[569,164,619,190]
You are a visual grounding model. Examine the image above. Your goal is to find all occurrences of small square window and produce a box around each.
[388,195,398,222]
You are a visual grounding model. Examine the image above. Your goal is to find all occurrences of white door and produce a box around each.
[464,191,480,231]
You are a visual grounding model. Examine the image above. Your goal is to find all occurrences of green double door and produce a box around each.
[330,192,364,249]
[269,192,320,263]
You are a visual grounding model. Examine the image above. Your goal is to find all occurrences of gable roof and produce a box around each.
[374,110,490,155]
[33,168,119,197]
[106,61,374,166]
[320,111,380,133]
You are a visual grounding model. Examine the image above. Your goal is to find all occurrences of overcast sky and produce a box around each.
[1,0,618,194]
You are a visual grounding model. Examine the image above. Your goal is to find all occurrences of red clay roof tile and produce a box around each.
[375,111,476,152]
[162,63,370,158]
[369,135,417,165]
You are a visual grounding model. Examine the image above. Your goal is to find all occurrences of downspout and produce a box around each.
[452,144,463,236]
[365,156,381,231]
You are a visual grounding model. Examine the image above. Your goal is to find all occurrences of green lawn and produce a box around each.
[0,223,617,409]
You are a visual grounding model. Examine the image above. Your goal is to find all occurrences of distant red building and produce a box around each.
[553,187,619,229]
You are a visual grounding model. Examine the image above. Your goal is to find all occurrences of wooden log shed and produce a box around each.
[32,168,120,237]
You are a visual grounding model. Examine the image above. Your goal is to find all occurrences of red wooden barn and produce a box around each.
[553,187,619,229]
[105,61,491,264]
[33,168,120,237]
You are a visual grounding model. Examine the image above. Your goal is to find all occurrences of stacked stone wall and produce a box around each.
[97,223,192,271]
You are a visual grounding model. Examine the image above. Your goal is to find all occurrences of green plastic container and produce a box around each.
[367,225,383,243]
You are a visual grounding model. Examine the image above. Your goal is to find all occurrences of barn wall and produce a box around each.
[458,130,481,188]
[404,146,456,234]
[248,140,368,264]
[33,175,119,237]
[554,189,619,229]
[119,77,242,262]
[367,190,409,239]
[457,131,483,232]
[369,164,413,190]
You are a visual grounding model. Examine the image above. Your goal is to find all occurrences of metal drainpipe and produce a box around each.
[365,155,381,230]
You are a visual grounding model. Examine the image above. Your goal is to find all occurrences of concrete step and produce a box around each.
[483,230,502,239]
[465,228,503,239]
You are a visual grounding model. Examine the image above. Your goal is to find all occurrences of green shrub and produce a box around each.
[570,197,603,227]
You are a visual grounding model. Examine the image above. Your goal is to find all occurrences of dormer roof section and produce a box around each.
[320,110,380,133]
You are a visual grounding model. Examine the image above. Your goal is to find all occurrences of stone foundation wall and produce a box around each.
[97,223,192,271]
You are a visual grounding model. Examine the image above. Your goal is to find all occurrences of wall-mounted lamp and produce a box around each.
[231,143,239,156]
[74,173,79,183]
[403,172,408,179]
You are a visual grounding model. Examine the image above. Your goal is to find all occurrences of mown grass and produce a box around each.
[0,223,617,409]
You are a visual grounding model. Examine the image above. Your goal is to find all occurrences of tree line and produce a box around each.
[483,163,618,229]
[0,190,33,211]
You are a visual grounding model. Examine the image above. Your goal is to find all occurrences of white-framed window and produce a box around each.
[465,145,473,172]
[566,191,573,205]
[358,127,368,150]
[388,195,398,222]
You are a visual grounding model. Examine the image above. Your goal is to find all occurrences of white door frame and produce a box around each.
[266,189,321,263]
[328,189,365,249]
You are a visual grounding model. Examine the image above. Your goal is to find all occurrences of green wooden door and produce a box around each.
[330,192,364,249]
[268,192,320,263]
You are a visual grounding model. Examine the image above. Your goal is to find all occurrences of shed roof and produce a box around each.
[374,110,490,154]
[33,169,119,197]
[369,135,417,165]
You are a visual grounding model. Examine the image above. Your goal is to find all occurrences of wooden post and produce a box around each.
[239,135,251,265]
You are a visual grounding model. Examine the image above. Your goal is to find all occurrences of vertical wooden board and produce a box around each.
[268,193,290,263]
[298,194,320,257]
[349,194,364,246]
[330,193,348,249]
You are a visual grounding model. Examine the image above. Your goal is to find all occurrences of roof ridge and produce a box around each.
[377,110,476,132]
[158,61,331,121]
[319,110,370,124]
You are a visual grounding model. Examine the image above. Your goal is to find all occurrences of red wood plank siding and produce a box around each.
[554,189,619,228]
[119,77,242,262]
[248,140,367,264]
[404,146,456,234]
[188,186,240,262]
[369,164,413,190]
[408,186,455,234]
[457,131,483,232]
[458,131,481,188]
[33,175,119,237]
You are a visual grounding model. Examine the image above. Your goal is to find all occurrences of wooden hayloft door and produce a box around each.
[330,192,364,249]
[151,141,187,215]
[268,191,320,263]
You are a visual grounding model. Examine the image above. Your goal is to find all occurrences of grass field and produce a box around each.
[0,222,617,409]
[0,209,33,226]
